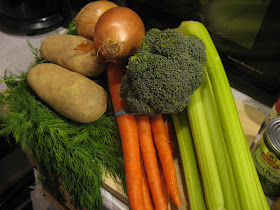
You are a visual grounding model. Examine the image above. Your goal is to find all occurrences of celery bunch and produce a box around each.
[173,21,269,210]
[172,111,206,210]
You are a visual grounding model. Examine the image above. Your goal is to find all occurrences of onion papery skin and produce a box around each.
[93,6,146,64]
[75,0,118,40]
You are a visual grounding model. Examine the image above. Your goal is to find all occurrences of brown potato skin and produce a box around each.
[40,34,106,77]
[27,63,108,123]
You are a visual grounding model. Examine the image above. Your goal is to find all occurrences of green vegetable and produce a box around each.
[177,20,269,210]
[120,28,206,116]
[0,37,125,209]
[172,111,206,210]
[199,70,241,210]
[187,86,225,210]
[27,40,46,66]
[65,18,78,35]
[173,69,241,210]
[185,67,241,209]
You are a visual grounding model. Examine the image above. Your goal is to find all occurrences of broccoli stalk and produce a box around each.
[120,28,206,116]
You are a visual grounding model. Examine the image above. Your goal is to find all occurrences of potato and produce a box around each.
[40,34,106,77]
[27,63,108,123]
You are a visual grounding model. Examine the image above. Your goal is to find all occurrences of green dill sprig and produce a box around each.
[65,18,78,35]
[26,40,47,66]
[0,68,23,88]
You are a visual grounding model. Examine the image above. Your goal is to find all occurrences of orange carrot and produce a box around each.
[159,118,177,204]
[150,115,181,208]
[161,118,177,203]
[164,118,175,156]
[107,63,145,210]
[136,115,168,210]
[158,158,170,204]
[140,154,154,210]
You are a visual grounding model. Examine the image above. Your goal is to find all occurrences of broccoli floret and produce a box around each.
[120,28,206,116]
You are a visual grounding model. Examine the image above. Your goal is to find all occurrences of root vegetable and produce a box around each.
[93,6,145,63]
[27,63,108,123]
[40,34,106,77]
[75,0,118,40]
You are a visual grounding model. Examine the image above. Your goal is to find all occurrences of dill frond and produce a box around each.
[65,18,78,35]
[0,68,23,88]
[27,40,46,66]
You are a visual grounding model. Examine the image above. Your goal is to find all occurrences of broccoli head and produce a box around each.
[120,28,206,116]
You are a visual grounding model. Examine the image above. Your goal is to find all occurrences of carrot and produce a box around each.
[159,118,176,204]
[140,154,154,210]
[150,115,181,208]
[158,158,170,204]
[107,63,145,210]
[164,118,175,156]
[136,115,168,210]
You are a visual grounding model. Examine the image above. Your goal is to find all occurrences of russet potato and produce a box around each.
[27,63,108,123]
[40,34,106,77]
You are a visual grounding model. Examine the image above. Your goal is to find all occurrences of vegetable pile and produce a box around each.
[0,0,270,210]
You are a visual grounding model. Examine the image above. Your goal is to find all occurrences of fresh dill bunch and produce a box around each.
[0,73,126,209]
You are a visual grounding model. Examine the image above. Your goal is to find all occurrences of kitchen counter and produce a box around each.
[0,26,275,209]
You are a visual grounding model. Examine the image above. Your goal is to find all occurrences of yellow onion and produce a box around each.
[93,6,146,64]
[75,0,118,40]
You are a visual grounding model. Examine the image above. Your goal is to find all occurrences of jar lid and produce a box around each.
[266,116,280,154]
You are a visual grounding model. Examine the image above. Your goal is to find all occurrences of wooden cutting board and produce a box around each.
[102,98,266,209]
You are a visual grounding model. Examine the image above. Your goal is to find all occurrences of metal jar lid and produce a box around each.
[266,116,280,155]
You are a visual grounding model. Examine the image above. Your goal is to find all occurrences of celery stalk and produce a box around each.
[177,21,269,210]
[172,111,206,210]
[201,69,241,210]
[186,88,225,210]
